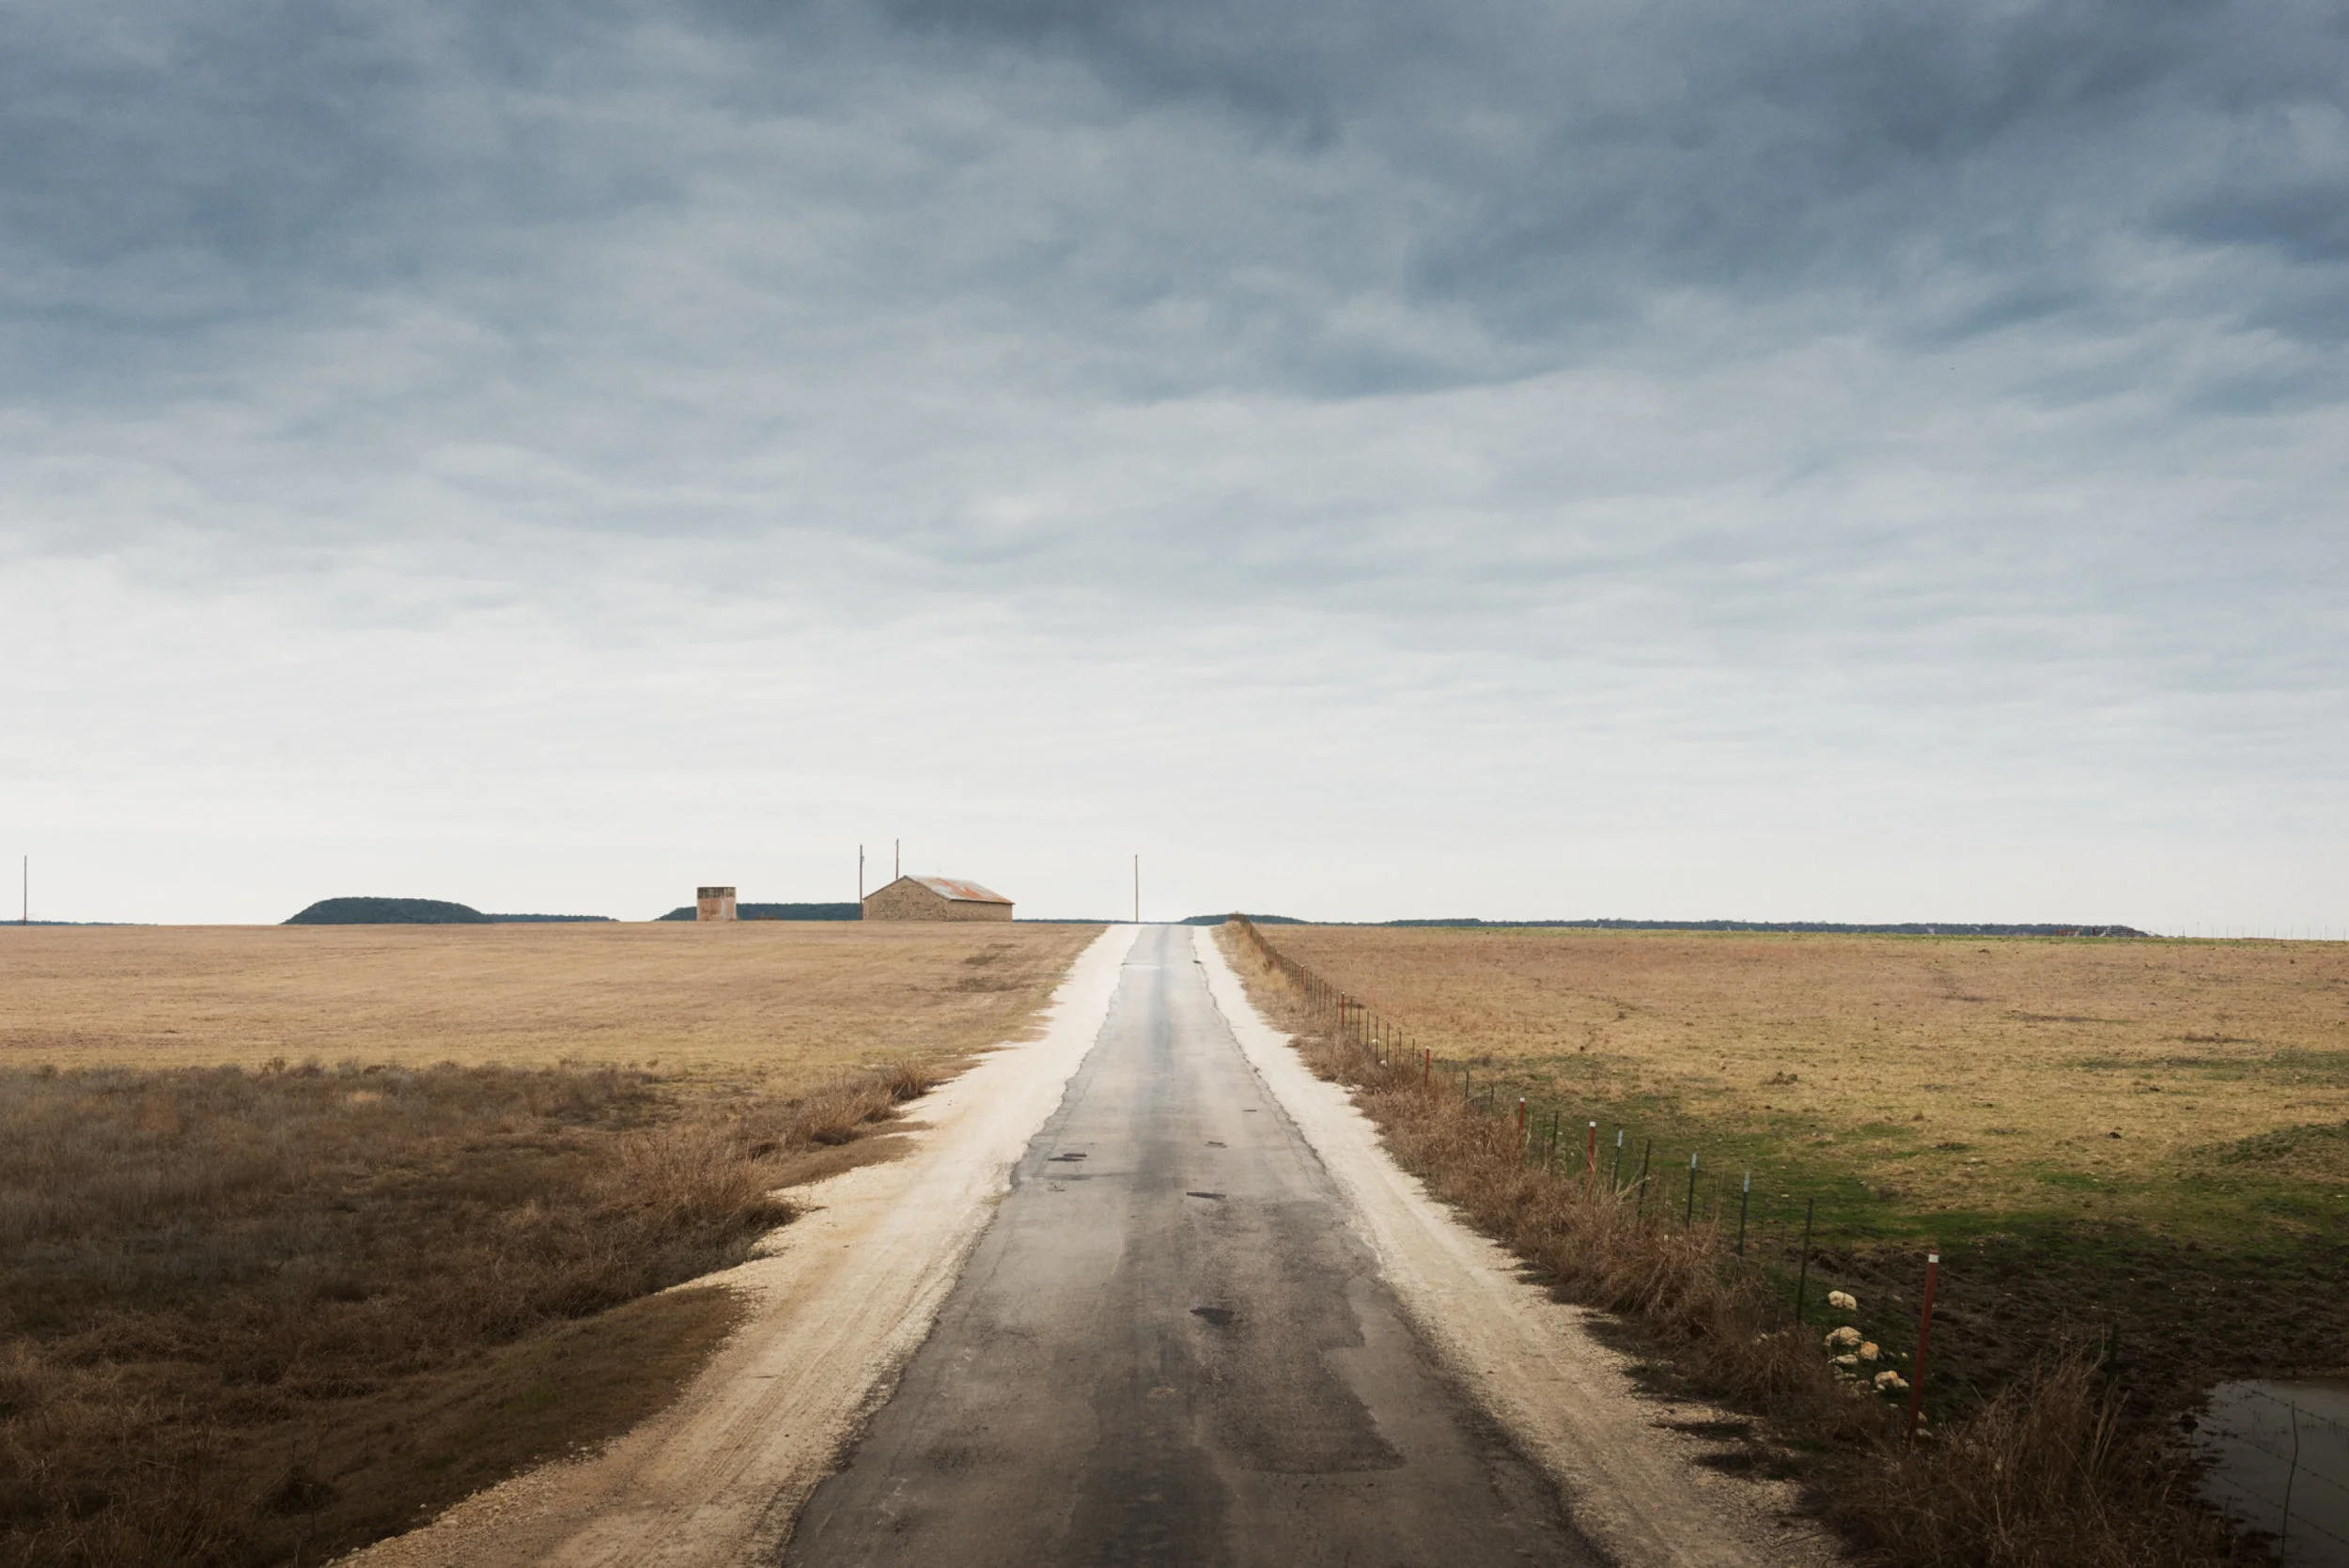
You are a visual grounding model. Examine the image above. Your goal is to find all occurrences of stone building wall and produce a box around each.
[861,878,1013,922]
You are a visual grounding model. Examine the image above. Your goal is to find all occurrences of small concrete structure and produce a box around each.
[697,886,739,923]
[862,875,1013,923]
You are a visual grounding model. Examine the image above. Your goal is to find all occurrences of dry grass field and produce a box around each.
[0,921,1099,1086]
[0,921,1098,1568]
[1244,923,2349,1498]
[1256,925,2349,1237]
[1221,924,2247,1568]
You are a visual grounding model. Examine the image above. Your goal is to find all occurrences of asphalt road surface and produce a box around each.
[787,926,1605,1568]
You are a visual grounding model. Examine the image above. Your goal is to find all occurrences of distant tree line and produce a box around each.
[652,903,863,922]
[1181,913,2147,937]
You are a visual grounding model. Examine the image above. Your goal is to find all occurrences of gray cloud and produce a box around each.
[0,0,2343,924]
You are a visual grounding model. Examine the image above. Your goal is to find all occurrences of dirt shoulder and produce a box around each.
[1194,928,1840,1568]
[336,924,1136,1568]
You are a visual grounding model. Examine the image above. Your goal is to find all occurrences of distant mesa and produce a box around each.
[285,897,614,925]
[288,897,488,925]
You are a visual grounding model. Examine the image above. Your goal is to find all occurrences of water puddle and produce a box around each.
[2196,1378,2349,1564]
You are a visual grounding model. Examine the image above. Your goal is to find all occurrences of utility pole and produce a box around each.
[1133,854,1140,924]
[858,845,864,903]
[894,839,900,880]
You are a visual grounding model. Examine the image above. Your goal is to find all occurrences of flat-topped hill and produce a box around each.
[285,897,614,925]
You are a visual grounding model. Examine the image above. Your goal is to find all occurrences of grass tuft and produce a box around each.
[1837,1345,2231,1567]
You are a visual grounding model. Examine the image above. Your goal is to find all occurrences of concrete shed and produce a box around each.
[697,886,738,922]
[863,875,1014,923]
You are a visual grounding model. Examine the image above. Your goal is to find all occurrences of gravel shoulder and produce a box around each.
[335,924,1138,1568]
[1194,926,1842,1568]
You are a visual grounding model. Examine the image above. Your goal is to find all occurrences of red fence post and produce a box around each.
[1907,1251,1939,1447]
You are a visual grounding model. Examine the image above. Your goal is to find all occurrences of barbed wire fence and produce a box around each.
[1225,914,2349,1551]
[1225,916,1904,1325]
[2200,1386,2349,1564]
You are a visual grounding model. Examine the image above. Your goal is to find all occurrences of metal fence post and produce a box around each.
[1794,1199,1815,1324]
[1907,1251,1939,1448]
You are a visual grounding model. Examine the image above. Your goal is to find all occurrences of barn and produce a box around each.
[862,875,1014,923]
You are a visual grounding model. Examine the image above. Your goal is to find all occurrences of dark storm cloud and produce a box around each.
[8,0,2347,402]
[828,0,2349,350]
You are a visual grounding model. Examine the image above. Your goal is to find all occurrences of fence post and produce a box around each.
[1685,1153,1699,1227]
[1635,1140,1653,1213]
[1794,1199,1815,1324]
[1906,1251,1939,1448]
[1585,1121,1597,1200]
[1736,1172,1750,1257]
[1517,1096,1527,1152]
[1423,1048,1430,1088]
[1610,1128,1625,1191]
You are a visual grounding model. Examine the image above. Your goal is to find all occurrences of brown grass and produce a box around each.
[1220,921,2248,1568]
[1839,1348,2234,1568]
[0,922,1099,1087]
[0,922,1097,1567]
[1252,924,2349,1234]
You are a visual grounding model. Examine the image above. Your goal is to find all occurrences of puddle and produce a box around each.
[2196,1378,2349,1563]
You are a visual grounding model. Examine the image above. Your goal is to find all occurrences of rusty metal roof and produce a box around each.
[905,876,1012,905]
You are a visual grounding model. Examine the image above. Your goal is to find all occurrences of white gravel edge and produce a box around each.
[337,924,1139,1568]
[1194,925,1843,1568]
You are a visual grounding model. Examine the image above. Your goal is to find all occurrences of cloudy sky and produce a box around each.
[4,0,2344,928]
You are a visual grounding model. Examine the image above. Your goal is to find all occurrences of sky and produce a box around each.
[3,0,2345,929]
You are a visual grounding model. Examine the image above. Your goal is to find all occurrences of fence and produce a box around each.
[1226,914,1942,1411]
[2199,1383,2349,1564]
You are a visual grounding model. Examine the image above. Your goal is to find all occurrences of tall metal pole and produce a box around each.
[1133,854,1140,924]
[858,845,864,904]
[894,839,899,880]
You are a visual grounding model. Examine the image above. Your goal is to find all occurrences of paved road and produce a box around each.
[786,926,1604,1568]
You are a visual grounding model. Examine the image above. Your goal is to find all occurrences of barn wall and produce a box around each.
[862,880,1013,922]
